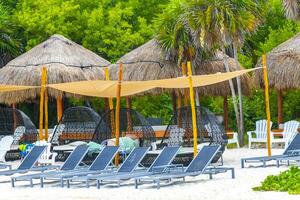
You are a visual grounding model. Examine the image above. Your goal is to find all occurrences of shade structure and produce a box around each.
[254,32,300,90]
[47,68,257,98]
[0,34,110,104]
[109,39,252,97]
[254,33,300,125]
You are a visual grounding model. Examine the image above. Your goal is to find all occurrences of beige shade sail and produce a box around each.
[48,68,258,98]
[0,85,38,92]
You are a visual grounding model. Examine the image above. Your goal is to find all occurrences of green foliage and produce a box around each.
[0,3,21,66]
[132,94,173,124]
[13,0,167,61]
[253,166,300,194]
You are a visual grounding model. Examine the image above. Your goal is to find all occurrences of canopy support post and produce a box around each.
[105,68,115,137]
[126,97,133,131]
[44,90,49,141]
[277,90,283,127]
[187,61,198,157]
[56,97,63,122]
[223,96,229,130]
[182,63,189,106]
[262,55,272,156]
[177,93,182,127]
[115,63,123,166]
[39,67,47,141]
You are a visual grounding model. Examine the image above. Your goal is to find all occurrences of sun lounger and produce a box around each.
[241,134,300,168]
[37,146,120,187]
[67,147,150,188]
[134,145,235,189]
[11,144,89,187]
[70,146,181,189]
[0,146,58,177]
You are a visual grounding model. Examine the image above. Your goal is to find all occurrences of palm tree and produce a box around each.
[282,0,300,20]
[0,3,21,67]
[181,0,264,145]
[154,0,207,107]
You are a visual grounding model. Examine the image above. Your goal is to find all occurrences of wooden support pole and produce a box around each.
[171,91,177,123]
[187,61,198,157]
[177,93,182,127]
[262,55,272,156]
[12,103,17,130]
[105,68,114,109]
[277,90,283,126]
[44,90,49,141]
[39,67,47,141]
[182,63,189,106]
[126,97,133,131]
[115,63,123,166]
[223,96,229,130]
[56,97,63,122]
[105,68,115,137]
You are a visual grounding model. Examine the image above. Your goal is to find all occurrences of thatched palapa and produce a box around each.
[0,34,110,104]
[109,39,252,97]
[254,32,300,125]
[254,32,300,90]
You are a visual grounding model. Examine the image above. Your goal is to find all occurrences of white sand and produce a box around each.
[0,148,299,200]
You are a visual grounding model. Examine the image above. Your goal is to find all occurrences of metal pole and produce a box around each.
[262,55,272,156]
[39,67,47,140]
[115,63,123,165]
[187,61,198,157]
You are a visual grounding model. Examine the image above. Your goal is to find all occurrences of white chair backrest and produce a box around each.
[12,126,26,145]
[255,120,273,139]
[283,120,300,140]
[0,136,14,162]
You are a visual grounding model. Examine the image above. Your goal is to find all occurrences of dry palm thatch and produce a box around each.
[0,34,110,104]
[254,32,300,90]
[109,39,252,96]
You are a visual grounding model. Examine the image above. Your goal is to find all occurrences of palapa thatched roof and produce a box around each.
[254,32,300,90]
[109,39,252,96]
[0,34,110,104]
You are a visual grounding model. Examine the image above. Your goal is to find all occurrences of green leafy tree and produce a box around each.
[0,3,21,66]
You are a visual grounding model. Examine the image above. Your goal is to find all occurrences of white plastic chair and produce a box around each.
[0,136,14,162]
[280,120,300,148]
[247,120,273,148]
[34,140,57,165]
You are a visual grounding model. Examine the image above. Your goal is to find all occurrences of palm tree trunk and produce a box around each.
[233,45,245,146]
[222,49,241,140]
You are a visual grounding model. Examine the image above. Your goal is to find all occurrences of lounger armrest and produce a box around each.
[287,150,300,156]
[247,131,255,138]
[151,164,184,173]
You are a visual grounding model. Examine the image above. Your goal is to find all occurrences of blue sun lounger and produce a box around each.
[11,144,89,187]
[67,147,150,188]
[72,146,181,189]
[0,146,57,177]
[38,146,120,187]
[241,134,300,168]
[134,145,235,189]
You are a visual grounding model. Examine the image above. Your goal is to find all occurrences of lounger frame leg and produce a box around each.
[209,174,213,179]
[60,178,64,188]
[231,168,235,179]
[67,180,70,188]
[97,180,100,189]
[30,178,33,188]
[11,178,15,188]
[241,159,245,168]
[40,177,44,188]
[134,179,138,189]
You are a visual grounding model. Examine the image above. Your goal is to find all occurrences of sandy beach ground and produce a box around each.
[0,148,299,200]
